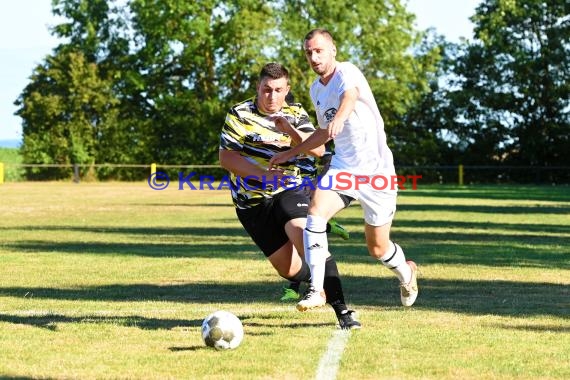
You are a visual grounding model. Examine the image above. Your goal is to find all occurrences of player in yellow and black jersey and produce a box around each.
[219,63,360,329]
[219,92,316,209]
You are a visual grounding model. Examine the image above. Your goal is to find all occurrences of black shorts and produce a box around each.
[236,189,309,257]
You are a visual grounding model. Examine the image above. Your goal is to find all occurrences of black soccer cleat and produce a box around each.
[337,309,361,330]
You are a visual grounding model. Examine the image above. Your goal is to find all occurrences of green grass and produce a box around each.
[0,147,24,182]
[0,182,568,379]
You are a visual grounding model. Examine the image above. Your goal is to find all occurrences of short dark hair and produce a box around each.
[304,28,335,44]
[259,63,289,83]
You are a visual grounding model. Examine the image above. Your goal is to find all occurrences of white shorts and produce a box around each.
[320,169,398,226]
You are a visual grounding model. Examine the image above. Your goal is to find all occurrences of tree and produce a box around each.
[16,51,119,179]
[127,0,276,166]
[446,0,569,173]
[16,0,138,179]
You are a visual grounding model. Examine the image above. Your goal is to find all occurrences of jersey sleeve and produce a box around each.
[289,103,316,134]
[337,62,361,96]
[219,108,246,151]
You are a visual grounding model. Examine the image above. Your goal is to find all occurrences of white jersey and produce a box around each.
[310,61,395,176]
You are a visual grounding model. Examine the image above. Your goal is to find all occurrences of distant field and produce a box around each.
[0,182,568,379]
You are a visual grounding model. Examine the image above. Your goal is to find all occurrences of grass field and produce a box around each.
[0,182,568,379]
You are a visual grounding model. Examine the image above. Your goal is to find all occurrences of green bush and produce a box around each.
[0,148,24,182]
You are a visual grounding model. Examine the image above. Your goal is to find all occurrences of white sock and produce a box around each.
[380,241,412,284]
[304,215,329,291]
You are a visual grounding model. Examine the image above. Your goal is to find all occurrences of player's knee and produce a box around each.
[273,260,299,279]
[307,205,326,218]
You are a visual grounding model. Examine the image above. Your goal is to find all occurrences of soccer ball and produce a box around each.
[201,310,244,350]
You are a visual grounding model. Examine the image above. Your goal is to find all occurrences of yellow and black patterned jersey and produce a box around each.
[219,97,317,209]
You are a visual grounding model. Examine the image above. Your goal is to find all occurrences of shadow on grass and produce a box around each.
[400,242,569,269]
[339,228,569,250]
[0,225,245,237]
[328,215,570,236]
[240,312,332,330]
[2,225,254,259]
[397,203,570,214]
[394,219,570,234]
[138,203,233,208]
[1,279,567,319]
[490,323,570,333]
[0,313,202,331]
[1,225,253,263]
[169,346,204,352]
[342,276,569,319]
[0,308,330,335]
[399,185,570,202]
[332,236,568,269]
[4,241,258,258]
[0,282,276,304]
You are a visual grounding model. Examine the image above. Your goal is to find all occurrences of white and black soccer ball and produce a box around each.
[201,310,244,350]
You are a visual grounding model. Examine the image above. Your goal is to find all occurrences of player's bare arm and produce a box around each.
[328,87,358,138]
[271,116,325,157]
[220,149,284,182]
[269,128,329,168]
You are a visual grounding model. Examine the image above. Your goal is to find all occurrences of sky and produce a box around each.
[0,0,482,145]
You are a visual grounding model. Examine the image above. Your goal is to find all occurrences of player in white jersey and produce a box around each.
[270,29,418,316]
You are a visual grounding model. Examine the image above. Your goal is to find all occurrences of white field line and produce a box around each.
[315,329,351,380]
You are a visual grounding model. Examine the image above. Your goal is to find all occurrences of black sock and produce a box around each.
[288,281,300,292]
[285,260,311,285]
[323,257,348,315]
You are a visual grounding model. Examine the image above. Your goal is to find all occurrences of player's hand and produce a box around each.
[263,168,297,189]
[243,168,285,191]
[270,115,292,134]
[269,150,295,169]
[263,168,286,189]
[327,118,345,139]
